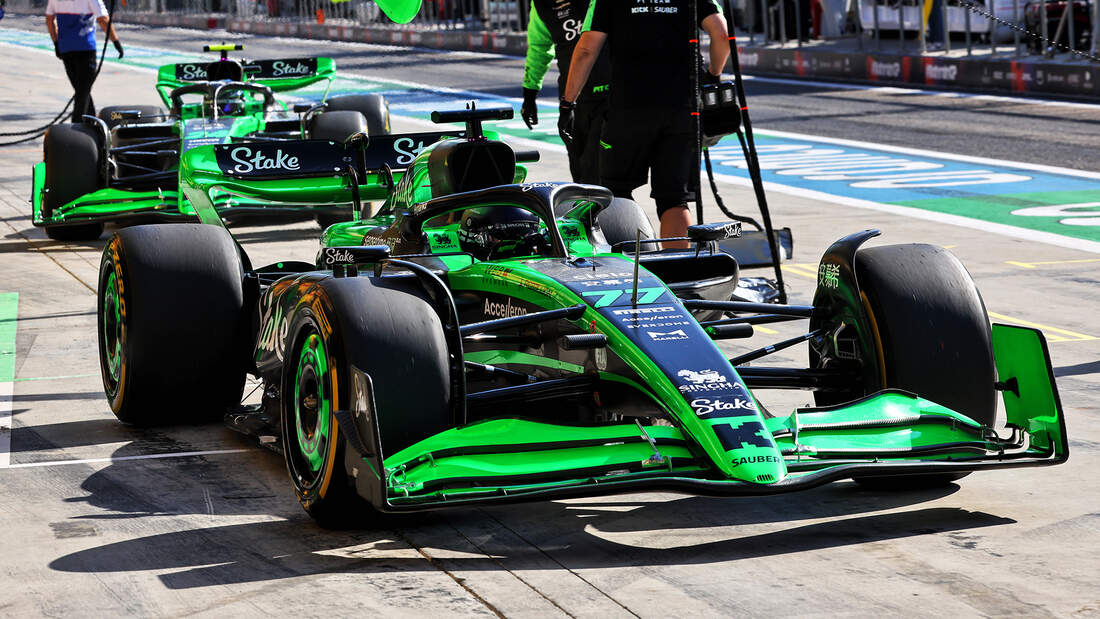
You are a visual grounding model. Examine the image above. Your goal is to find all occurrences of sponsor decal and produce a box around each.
[581,287,665,307]
[730,454,782,468]
[925,63,958,82]
[648,329,688,341]
[611,305,676,316]
[227,146,301,174]
[691,397,756,416]
[676,368,736,393]
[870,60,902,79]
[257,301,289,361]
[818,263,840,289]
[483,298,528,318]
[322,248,355,265]
[716,222,741,239]
[270,60,312,77]
[176,63,208,80]
[521,182,559,192]
[392,136,430,166]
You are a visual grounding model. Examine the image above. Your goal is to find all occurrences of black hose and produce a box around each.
[0,0,117,146]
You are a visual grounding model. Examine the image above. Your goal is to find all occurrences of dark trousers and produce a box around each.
[61,50,97,123]
[560,97,608,186]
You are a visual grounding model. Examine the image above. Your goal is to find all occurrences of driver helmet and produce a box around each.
[216,90,248,116]
[457,207,548,261]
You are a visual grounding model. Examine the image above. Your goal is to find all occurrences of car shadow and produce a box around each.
[47,497,1012,589]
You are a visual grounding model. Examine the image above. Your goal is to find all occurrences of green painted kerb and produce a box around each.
[0,293,17,383]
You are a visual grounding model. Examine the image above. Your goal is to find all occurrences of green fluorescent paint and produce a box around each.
[894,190,1100,244]
[0,293,17,383]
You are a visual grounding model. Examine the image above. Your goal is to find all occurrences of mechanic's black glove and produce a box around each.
[520,87,539,129]
[699,57,720,86]
[558,99,575,148]
[113,39,124,59]
[53,39,60,58]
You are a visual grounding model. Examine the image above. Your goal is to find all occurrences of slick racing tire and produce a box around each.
[42,124,104,242]
[281,276,451,526]
[323,94,391,136]
[831,244,996,489]
[98,224,248,425]
[308,110,368,143]
[595,198,658,252]
[97,105,168,128]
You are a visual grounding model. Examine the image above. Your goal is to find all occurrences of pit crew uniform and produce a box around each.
[46,0,111,121]
[522,0,610,184]
[588,0,720,219]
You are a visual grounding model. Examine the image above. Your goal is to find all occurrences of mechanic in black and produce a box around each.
[561,0,729,248]
[520,0,610,184]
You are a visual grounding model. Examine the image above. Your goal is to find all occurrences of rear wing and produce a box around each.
[156,57,336,106]
[178,131,472,225]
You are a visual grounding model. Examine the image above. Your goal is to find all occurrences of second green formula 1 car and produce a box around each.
[31,44,392,241]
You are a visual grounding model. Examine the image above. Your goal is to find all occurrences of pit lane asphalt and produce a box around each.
[0,20,1098,617]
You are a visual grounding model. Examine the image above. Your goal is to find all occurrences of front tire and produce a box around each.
[42,124,104,241]
[818,244,995,489]
[281,276,452,525]
[98,224,248,425]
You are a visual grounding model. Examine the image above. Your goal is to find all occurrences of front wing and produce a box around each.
[338,324,1067,512]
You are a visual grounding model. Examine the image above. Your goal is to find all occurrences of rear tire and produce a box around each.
[594,198,658,251]
[324,94,390,136]
[840,244,995,489]
[42,124,104,241]
[97,105,168,128]
[308,110,368,143]
[98,224,248,425]
[282,276,452,525]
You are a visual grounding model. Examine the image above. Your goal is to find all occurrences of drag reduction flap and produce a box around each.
[212,131,467,180]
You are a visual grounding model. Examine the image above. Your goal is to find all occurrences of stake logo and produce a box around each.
[322,248,355,265]
[691,397,755,416]
[257,301,289,361]
[270,60,313,76]
[228,147,301,174]
[177,64,208,80]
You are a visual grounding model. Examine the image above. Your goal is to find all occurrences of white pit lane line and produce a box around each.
[3,449,250,469]
[0,382,11,469]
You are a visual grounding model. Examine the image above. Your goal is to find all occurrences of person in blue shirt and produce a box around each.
[45,0,124,122]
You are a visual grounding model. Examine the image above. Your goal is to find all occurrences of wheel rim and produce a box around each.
[292,331,331,481]
[101,269,124,398]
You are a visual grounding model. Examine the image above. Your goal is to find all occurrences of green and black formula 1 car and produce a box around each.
[95,107,1067,526]
[32,44,391,241]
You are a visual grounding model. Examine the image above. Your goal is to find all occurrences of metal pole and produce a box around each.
[943,0,951,50]
[779,0,788,45]
[1040,0,1048,55]
[965,1,972,54]
[874,0,881,48]
[857,0,865,48]
[1014,0,1021,55]
[1092,0,1098,58]
[989,0,996,53]
[919,0,927,52]
[898,0,906,51]
[796,0,803,45]
[1068,0,1075,54]
[762,0,770,42]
